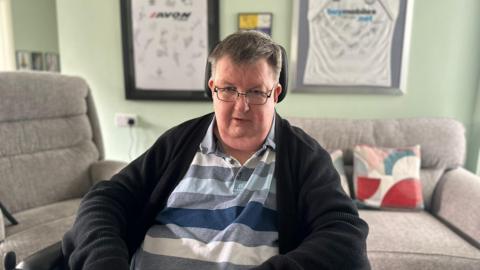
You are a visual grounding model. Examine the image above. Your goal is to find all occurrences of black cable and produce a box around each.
[128,125,134,161]
[128,118,136,160]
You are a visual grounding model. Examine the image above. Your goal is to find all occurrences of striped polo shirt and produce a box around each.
[131,117,278,270]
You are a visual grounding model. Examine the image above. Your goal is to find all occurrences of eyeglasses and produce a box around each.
[213,83,276,105]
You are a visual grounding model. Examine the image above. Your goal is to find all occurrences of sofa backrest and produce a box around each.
[287,117,466,209]
[0,72,104,213]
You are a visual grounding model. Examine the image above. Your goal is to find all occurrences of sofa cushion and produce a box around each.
[420,168,445,210]
[286,117,465,170]
[5,199,81,236]
[361,210,480,270]
[0,72,101,214]
[0,198,81,263]
[0,140,98,214]
[286,117,465,212]
[329,149,350,196]
[0,72,89,122]
[353,145,423,209]
[1,215,76,266]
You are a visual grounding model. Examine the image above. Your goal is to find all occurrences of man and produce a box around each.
[63,31,370,270]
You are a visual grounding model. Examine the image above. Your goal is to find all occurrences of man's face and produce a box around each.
[208,55,282,151]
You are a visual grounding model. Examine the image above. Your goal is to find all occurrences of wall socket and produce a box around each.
[114,113,137,127]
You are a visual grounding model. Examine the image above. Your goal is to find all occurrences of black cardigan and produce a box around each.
[62,113,370,270]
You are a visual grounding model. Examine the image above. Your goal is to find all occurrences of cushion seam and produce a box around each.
[5,213,77,237]
[0,112,85,124]
[0,140,97,159]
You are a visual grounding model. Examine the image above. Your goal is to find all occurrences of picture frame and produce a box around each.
[31,52,44,71]
[120,0,219,100]
[290,0,414,95]
[44,52,61,72]
[238,12,273,36]
[15,50,31,70]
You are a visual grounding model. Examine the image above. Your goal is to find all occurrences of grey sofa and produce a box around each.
[288,117,480,269]
[0,72,126,269]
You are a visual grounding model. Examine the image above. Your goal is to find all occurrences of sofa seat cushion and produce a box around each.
[360,210,480,269]
[0,199,81,263]
[5,198,81,236]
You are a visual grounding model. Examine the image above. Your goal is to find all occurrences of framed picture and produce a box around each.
[31,52,44,70]
[238,13,273,36]
[44,52,61,72]
[290,0,414,95]
[16,50,31,70]
[120,0,219,100]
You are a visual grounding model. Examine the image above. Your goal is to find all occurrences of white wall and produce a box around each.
[0,0,15,70]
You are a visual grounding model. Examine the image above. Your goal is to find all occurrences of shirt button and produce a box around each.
[230,159,235,165]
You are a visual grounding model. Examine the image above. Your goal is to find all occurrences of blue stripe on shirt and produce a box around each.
[156,201,277,232]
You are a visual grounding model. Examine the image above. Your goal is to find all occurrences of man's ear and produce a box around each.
[273,84,283,103]
[208,78,215,93]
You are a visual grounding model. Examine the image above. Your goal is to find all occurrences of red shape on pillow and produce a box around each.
[381,178,423,208]
[357,177,381,200]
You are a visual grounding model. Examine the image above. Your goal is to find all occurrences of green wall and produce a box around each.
[11,0,59,53]
[55,0,480,171]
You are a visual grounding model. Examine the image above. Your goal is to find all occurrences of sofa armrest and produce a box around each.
[89,160,127,185]
[432,167,480,248]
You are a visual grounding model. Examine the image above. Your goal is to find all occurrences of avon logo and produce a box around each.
[150,11,191,21]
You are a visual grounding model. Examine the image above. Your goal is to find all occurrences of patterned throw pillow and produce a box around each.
[353,145,423,209]
[330,149,351,197]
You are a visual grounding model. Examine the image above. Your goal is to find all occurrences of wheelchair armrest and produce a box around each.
[16,242,63,270]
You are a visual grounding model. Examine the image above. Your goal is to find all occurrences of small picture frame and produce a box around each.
[238,12,273,36]
[16,50,32,70]
[31,52,44,70]
[44,52,60,72]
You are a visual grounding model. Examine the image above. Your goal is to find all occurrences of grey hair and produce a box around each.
[208,30,282,82]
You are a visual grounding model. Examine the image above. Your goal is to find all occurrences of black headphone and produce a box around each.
[204,45,288,103]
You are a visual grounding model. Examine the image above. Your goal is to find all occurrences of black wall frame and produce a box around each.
[120,0,219,100]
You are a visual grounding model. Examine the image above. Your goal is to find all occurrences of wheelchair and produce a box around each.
[4,242,63,270]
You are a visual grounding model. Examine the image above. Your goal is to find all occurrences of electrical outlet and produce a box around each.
[114,113,137,127]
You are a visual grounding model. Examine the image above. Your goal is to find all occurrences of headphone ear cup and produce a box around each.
[277,45,288,103]
[204,41,220,100]
[204,59,213,100]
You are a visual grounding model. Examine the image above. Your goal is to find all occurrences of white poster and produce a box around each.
[132,0,208,91]
[303,0,401,87]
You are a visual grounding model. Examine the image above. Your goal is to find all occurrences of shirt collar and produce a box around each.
[199,115,276,154]
[199,117,217,154]
[264,115,276,151]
